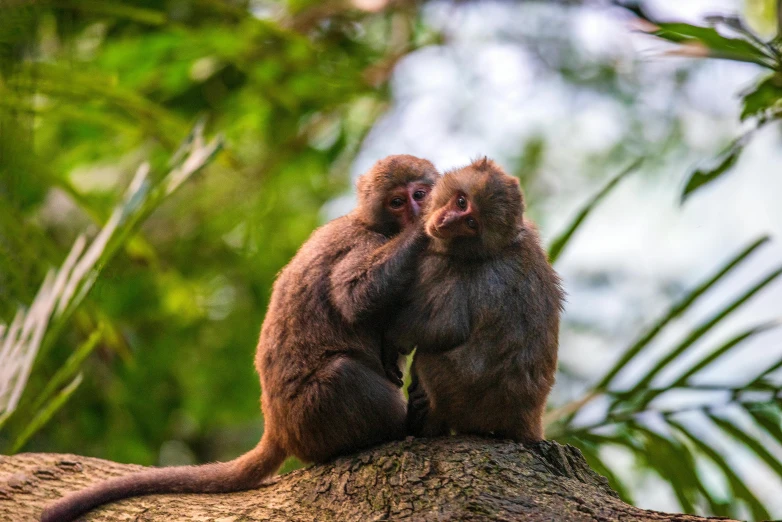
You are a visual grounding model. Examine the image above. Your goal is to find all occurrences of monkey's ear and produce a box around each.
[473,156,490,171]
[356,172,372,202]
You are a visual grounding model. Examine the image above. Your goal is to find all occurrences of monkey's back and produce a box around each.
[253,214,406,461]
[418,227,563,441]
[256,214,385,389]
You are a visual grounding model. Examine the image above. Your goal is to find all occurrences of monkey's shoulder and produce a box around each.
[286,215,386,266]
[321,214,389,248]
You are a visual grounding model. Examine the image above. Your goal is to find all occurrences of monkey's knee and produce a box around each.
[335,359,406,442]
[292,357,405,462]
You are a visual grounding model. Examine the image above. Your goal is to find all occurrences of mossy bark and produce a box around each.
[0,436,735,521]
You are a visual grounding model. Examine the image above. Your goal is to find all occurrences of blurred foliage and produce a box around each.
[0,123,222,453]
[1,1,781,521]
[548,231,782,519]
[543,14,782,515]
[545,7,782,505]
[0,0,432,466]
[631,4,782,202]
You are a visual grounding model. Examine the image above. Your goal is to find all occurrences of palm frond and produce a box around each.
[0,124,222,443]
[709,414,782,478]
[594,236,771,391]
[625,266,782,404]
[547,159,642,264]
[669,419,770,521]
[548,229,782,519]
[10,374,83,453]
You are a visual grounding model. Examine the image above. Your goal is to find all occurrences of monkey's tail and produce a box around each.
[39,434,286,522]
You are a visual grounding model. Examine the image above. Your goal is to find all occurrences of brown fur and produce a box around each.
[40,155,439,522]
[389,158,564,443]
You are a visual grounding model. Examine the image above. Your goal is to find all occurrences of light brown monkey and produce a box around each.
[41,155,439,522]
[389,157,563,443]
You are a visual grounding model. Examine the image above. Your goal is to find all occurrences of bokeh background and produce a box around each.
[2,0,782,520]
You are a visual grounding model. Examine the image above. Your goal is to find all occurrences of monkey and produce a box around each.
[40,154,440,522]
[387,157,564,443]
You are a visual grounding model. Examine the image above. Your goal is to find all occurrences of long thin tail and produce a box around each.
[40,434,286,522]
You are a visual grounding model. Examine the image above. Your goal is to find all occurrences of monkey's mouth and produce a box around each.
[426,221,445,239]
[433,212,456,237]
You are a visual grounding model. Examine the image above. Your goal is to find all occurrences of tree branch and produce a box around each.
[0,436,734,521]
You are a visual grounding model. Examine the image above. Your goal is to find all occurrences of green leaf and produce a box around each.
[670,420,770,521]
[629,424,713,514]
[548,159,642,264]
[651,22,775,68]
[672,321,780,385]
[10,374,83,453]
[704,14,776,47]
[628,264,782,398]
[741,74,782,121]
[750,357,782,385]
[566,433,634,502]
[0,125,223,444]
[9,63,188,150]
[710,414,782,477]
[746,406,782,443]
[616,321,780,410]
[29,329,103,414]
[595,236,770,390]
[681,136,748,203]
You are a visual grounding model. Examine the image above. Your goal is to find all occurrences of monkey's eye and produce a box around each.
[456,195,467,210]
[413,190,426,201]
[389,197,405,209]
[466,217,478,229]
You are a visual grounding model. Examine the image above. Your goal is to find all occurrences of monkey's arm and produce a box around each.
[381,333,404,387]
[387,293,471,355]
[329,227,428,324]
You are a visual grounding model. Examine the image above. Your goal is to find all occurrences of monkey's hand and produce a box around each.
[384,362,404,388]
[381,333,405,387]
[330,226,429,325]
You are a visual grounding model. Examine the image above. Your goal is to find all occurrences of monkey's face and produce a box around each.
[425,158,524,252]
[385,181,432,230]
[425,189,480,240]
[355,154,439,235]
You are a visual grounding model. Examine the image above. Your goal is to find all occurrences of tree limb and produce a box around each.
[0,436,735,521]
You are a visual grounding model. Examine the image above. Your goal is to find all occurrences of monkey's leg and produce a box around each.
[419,412,448,438]
[406,361,448,438]
[406,362,429,436]
[503,402,545,443]
[289,356,406,463]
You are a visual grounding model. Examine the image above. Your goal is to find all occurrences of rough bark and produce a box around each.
[0,436,734,522]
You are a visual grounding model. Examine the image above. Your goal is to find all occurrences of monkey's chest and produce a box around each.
[421,346,511,396]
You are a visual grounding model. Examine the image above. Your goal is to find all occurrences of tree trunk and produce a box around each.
[0,436,734,521]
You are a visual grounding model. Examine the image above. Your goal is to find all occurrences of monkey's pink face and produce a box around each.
[385,182,432,229]
[426,191,480,240]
